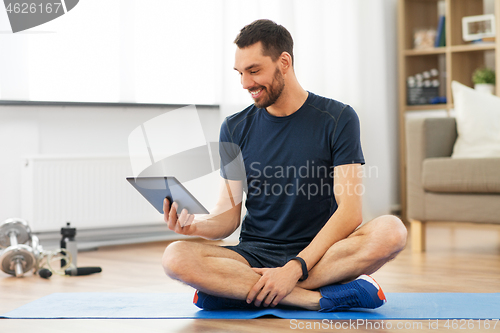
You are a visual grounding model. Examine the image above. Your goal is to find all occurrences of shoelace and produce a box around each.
[324,289,361,309]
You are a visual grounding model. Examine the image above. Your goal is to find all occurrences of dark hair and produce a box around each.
[234,19,294,66]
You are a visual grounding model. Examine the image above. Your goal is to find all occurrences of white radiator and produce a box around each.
[21,155,163,233]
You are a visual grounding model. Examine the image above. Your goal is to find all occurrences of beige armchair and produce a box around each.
[406,117,500,252]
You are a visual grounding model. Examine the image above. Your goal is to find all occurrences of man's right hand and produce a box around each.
[164,198,196,235]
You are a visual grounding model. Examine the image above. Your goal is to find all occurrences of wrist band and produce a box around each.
[290,256,308,281]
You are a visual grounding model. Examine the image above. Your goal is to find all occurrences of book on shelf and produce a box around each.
[435,15,446,47]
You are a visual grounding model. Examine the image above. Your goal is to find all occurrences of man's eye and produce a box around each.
[250,70,259,74]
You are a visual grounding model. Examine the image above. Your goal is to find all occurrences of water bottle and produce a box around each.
[60,222,77,268]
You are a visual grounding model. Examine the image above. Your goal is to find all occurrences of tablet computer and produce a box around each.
[126,176,209,215]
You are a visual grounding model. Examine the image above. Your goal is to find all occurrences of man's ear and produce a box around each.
[279,52,293,74]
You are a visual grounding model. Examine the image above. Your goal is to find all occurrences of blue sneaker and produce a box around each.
[319,275,386,312]
[193,290,259,310]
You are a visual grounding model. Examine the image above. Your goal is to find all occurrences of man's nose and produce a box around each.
[240,73,254,90]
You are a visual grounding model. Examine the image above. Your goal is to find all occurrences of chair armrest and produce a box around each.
[422,117,457,158]
[405,117,457,221]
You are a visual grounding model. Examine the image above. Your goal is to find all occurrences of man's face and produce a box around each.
[234,42,285,109]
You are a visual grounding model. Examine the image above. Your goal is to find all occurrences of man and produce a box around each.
[162,19,407,312]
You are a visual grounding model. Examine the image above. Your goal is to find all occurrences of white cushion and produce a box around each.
[451,81,500,158]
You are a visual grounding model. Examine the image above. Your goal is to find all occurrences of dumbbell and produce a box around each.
[0,218,36,277]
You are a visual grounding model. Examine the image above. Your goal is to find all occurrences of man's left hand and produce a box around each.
[246,261,303,307]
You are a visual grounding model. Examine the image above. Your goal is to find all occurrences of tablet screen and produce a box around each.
[126,177,209,214]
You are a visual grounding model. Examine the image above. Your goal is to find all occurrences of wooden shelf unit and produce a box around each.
[397,0,500,222]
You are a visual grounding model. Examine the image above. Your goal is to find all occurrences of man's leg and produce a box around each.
[298,215,408,290]
[162,214,407,310]
[162,241,322,310]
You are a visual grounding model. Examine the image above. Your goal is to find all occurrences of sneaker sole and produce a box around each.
[358,275,386,304]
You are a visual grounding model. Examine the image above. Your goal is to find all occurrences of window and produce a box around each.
[0,0,223,105]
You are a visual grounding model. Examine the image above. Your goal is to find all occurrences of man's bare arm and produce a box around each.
[164,177,244,240]
[294,163,363,271]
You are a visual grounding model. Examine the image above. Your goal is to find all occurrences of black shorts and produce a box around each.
[223,241,310,268]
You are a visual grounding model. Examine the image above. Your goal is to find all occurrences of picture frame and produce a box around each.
[413,28,437,49]
[462,14,496,42]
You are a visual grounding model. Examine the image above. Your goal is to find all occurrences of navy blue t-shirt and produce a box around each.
[219,92,364,244]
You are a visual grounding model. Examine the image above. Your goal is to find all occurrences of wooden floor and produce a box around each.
[1,221,500,333]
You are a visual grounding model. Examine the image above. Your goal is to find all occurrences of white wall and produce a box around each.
[357,0,400,219]
[0,105,220,223]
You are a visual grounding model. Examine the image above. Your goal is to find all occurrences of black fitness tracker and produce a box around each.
[290,256,308,281]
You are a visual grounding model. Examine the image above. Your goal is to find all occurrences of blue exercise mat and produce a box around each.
[1,292,499,320]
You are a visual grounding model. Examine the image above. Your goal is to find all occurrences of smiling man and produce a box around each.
[162,19,407,312]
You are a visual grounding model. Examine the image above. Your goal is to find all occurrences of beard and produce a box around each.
[253,67,285,109]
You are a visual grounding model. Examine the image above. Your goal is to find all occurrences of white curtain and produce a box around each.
[219,0,399,221]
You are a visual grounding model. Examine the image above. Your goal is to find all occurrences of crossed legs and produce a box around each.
[162,215,407,310]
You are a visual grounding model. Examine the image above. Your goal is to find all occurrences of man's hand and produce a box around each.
[164,198,196,236]
[246,260,303,307]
